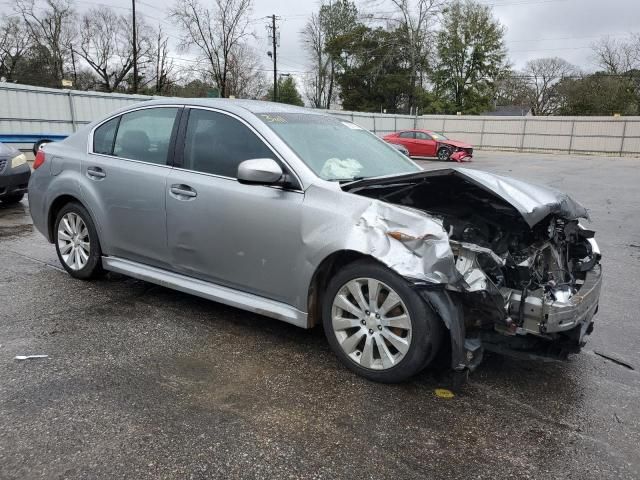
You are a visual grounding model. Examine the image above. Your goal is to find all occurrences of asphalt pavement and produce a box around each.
[1,151,639,479]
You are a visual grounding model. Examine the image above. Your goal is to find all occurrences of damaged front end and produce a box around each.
[345,167,602,374]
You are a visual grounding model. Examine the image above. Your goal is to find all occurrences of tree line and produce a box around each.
[1,0,639,115]
[302,0,640,115]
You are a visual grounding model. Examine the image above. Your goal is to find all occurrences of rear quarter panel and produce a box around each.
[28,142,84,242]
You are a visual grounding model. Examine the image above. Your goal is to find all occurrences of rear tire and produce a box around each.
[322,259,443,383]
[0,193,24,204]
[54,202,103,280]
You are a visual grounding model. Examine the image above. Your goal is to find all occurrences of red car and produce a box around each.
[383,129,473,162]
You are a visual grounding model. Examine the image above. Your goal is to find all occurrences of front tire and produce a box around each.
[323,259,443,383]
[437,147,451,161]
[54,202,103,279]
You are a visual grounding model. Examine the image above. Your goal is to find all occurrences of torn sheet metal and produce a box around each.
[349,201,462,285]
[450,151,472,162]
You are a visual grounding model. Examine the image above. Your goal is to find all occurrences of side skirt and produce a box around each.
[101,256,309,329]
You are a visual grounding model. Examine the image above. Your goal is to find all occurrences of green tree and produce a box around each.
[557,73,637,116]
[329,25,412,112]
[432,0,507,114]
[302,0,358,108]
[267,76,304,106]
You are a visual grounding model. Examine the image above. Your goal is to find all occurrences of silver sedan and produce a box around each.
[28,100,602,383]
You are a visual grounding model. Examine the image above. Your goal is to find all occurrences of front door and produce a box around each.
[83,106,180,268]
[415,131,437,157]
[165,107,304,305]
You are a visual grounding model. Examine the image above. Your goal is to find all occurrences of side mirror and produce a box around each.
[237,158,283,185]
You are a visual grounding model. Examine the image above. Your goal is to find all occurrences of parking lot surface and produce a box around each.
[1,151,639,479]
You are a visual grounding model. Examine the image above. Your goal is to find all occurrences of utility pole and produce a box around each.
[271,14,278,102]
[132,0,138,93]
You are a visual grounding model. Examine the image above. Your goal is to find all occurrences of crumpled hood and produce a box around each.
[453,167,588,227]
[345,167,589,228]
[441,140,472,149]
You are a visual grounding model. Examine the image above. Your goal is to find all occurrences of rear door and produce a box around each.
[415,131,437,157]
[397,131,416,155]
[165,107,304,304]
[84,106,180,268]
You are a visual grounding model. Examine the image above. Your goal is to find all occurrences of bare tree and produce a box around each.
[225,43,266,99]
[75,7,152,92]
[592,35,639,74]
[592,35,640,113]
[302,12,330,108]
[16,0,76,83]
[301,1,358,109]
[170,0,253,98]
[523,57,576,115]
[0,16,31,80]
[151,26,175,94]
[374,0,443,113]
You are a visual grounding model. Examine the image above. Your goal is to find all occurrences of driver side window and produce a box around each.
[182,109,275,178]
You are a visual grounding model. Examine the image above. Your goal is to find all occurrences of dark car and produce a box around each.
[384,129,473,162]
[0,142,30,204]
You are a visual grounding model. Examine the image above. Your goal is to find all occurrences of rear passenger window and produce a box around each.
[113,107,178,165]
[182,109,274,178]
[399,131,414,139]
[93,117,119,155]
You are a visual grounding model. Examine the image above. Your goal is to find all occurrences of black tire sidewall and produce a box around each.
[1,194,24,204]
[54,202,103,279]
[438,147,451,161]
[322,259,442,383]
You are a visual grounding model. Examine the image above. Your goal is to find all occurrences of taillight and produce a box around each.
[33,150,45,170]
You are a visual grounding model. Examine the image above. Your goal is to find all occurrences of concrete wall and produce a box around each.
[332,111,640,157]
[2,83,639,156]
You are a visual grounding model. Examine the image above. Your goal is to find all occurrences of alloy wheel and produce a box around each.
[331,278,412,370]
[57,212,90,270]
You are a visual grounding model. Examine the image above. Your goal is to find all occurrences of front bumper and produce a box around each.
[450,150,473,162]
[506,264,602,339]
[0,164,31,198]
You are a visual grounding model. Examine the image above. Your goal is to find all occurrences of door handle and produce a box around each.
[87,166,106,179]
[170,184,197,199]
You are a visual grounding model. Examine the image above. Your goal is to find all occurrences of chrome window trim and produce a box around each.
[86,103,305,189]
[86,104,184,162]
[181,105,304,190]
[87,152,175,169]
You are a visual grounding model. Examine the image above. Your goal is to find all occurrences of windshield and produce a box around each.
[430,132,448,141]
[257,113,421,181]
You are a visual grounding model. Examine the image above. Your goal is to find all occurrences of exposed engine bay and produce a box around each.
[345,168,602,364]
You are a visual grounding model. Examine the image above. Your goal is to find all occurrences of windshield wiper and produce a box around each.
[326,176,367,183]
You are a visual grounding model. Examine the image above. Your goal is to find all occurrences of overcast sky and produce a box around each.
[104,0,638,77]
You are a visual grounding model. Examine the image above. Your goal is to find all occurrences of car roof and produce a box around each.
[137,98,322,116]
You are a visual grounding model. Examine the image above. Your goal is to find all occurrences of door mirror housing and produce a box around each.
[237,158,284,185]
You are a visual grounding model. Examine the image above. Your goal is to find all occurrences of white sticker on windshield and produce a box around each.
[341,121,363,130]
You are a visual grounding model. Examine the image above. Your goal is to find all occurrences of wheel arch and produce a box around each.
[306,250,383,328]
[47,194,88,242]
